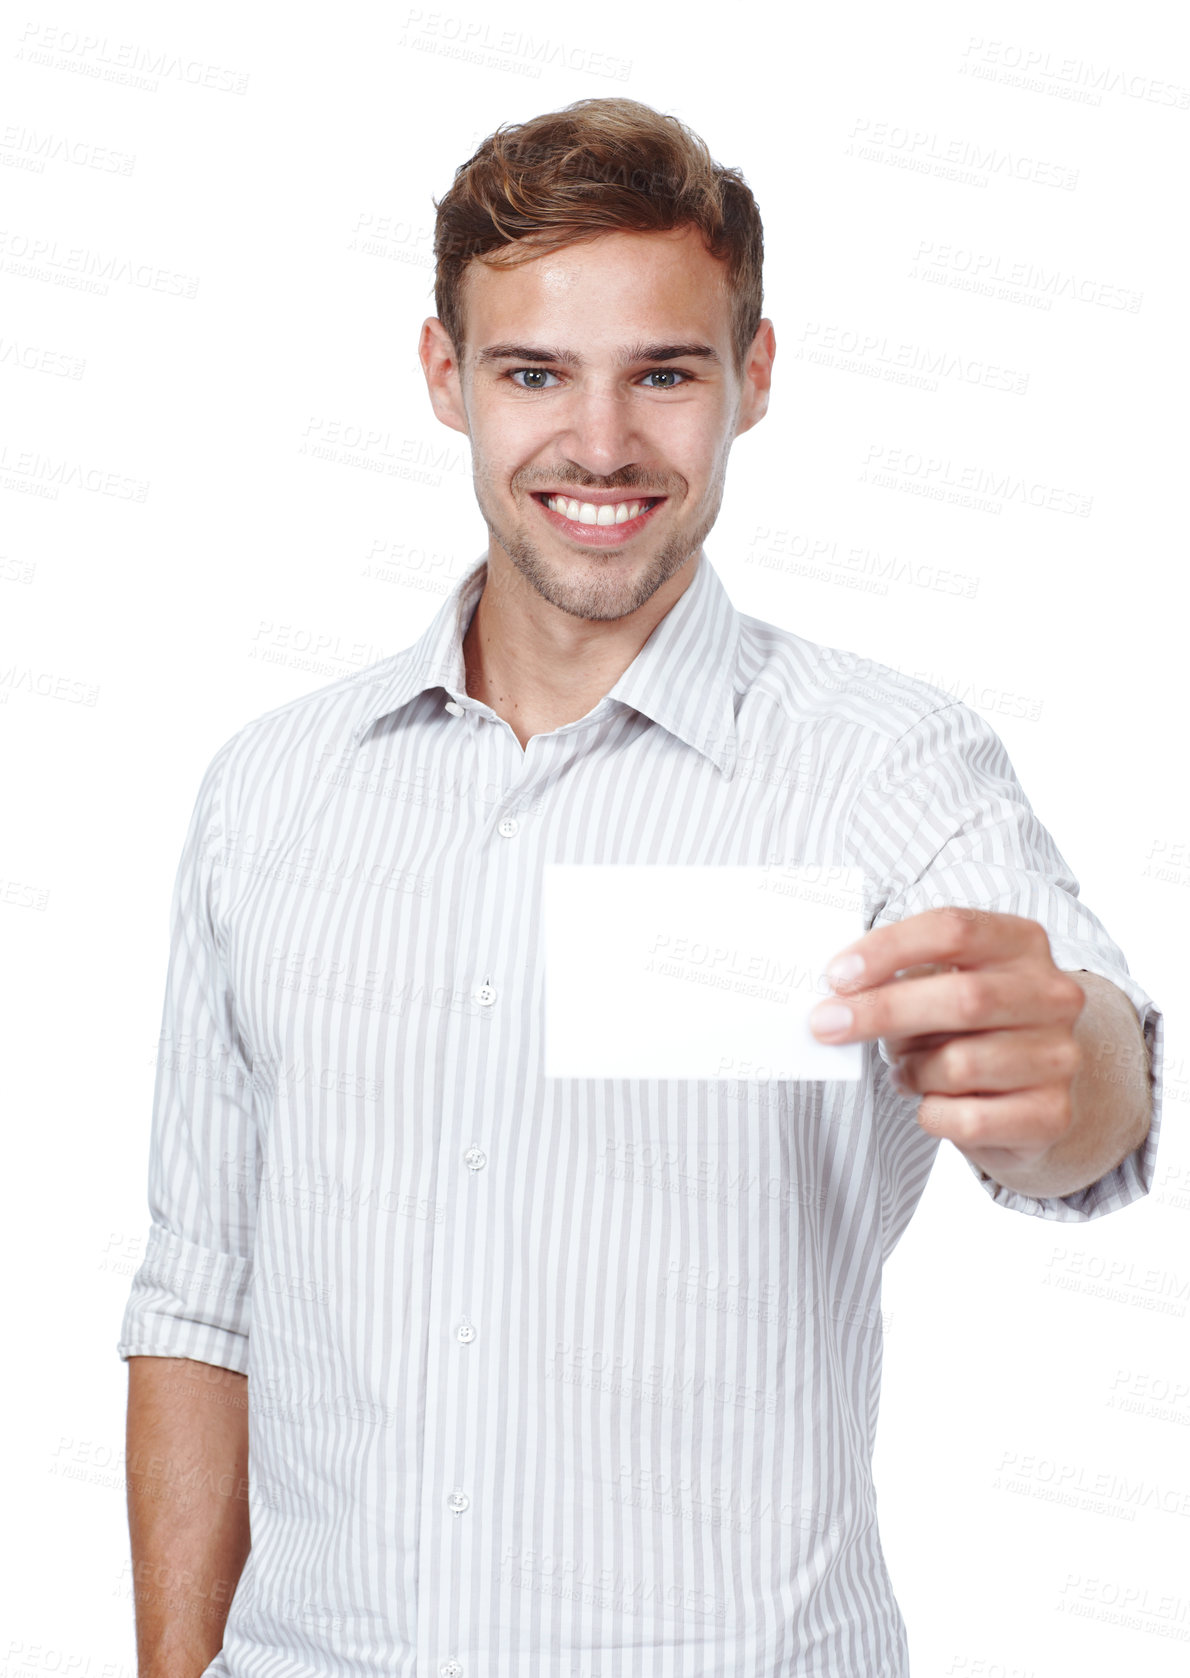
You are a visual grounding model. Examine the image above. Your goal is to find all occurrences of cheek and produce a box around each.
[673,403,734,473]
[472,406,552,471]
[689,434,732,493]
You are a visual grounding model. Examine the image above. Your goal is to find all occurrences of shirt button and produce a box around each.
[497,816,519,838]
[447,1489,470,1514]
[444,700,464,716]
[474,982,496,1006]
[464,1145,487,1171]
[439,1663,463,1677]
[456,1316,477,1344]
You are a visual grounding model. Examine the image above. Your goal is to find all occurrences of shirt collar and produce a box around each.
[351,550,741,777]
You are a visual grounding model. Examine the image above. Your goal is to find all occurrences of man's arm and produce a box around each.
[810,908,1156,1200]
[126,1355,251,1677]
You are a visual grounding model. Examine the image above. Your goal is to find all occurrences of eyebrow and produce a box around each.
[474,341,721,368]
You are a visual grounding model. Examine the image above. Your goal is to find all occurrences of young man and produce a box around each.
[119,98,1160,1677]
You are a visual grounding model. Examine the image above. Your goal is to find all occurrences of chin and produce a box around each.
[497,534,693,623]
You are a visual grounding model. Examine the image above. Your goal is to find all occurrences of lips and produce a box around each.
[531,491,667,547]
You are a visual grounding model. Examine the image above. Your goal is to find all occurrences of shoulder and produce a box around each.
[734,609,963,745]
[195,654,408,810]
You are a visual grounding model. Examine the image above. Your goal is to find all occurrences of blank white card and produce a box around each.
[542,865,865,1080]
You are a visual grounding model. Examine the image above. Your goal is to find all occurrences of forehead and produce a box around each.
[460,225,732,350]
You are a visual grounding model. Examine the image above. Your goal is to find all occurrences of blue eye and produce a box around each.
[507,366,693,390]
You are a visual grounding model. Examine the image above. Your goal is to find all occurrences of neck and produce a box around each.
[462,546,700,749]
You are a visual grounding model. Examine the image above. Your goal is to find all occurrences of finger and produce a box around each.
[890,962,961,982]
[913,1085,1075,1152]
[878,972,959,1057]
[882,1029,965,1058]
[892,1027,1081,1096]
[813,965,1080,1044]
[824,906,1051,994]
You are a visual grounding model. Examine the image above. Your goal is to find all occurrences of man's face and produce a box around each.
[420,225,774,622]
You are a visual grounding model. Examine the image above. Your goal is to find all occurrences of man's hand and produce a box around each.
[809,906,1151,1196]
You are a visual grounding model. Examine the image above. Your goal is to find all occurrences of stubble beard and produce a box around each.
[477,467,729,623]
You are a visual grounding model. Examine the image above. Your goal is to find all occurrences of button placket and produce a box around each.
[418,702,491,1678]
[428,705,556,1673]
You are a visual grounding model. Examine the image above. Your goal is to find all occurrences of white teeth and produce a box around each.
[545,495,651,526]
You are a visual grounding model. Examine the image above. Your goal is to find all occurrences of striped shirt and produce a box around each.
[118,548,1162,1678]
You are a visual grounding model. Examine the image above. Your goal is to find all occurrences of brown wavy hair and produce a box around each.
[432,98,764,376]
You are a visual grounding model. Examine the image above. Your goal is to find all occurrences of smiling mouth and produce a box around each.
[532,491,665,529]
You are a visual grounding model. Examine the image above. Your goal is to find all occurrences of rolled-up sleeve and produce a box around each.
[117,736,258,1373]
[852,700,1163,1223]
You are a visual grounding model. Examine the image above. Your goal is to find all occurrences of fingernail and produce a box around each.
[825,952,865,986]
[811,1002,854,1039]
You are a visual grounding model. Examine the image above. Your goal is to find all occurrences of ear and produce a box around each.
[419,317,470,436]
[734,318,777,438]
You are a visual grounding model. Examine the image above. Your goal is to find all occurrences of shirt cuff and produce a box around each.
[116,1222,253,1375]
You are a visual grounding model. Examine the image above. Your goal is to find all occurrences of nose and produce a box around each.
[554,381,644,482]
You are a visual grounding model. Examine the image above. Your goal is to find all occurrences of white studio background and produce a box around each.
[2,0,1187,1672]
